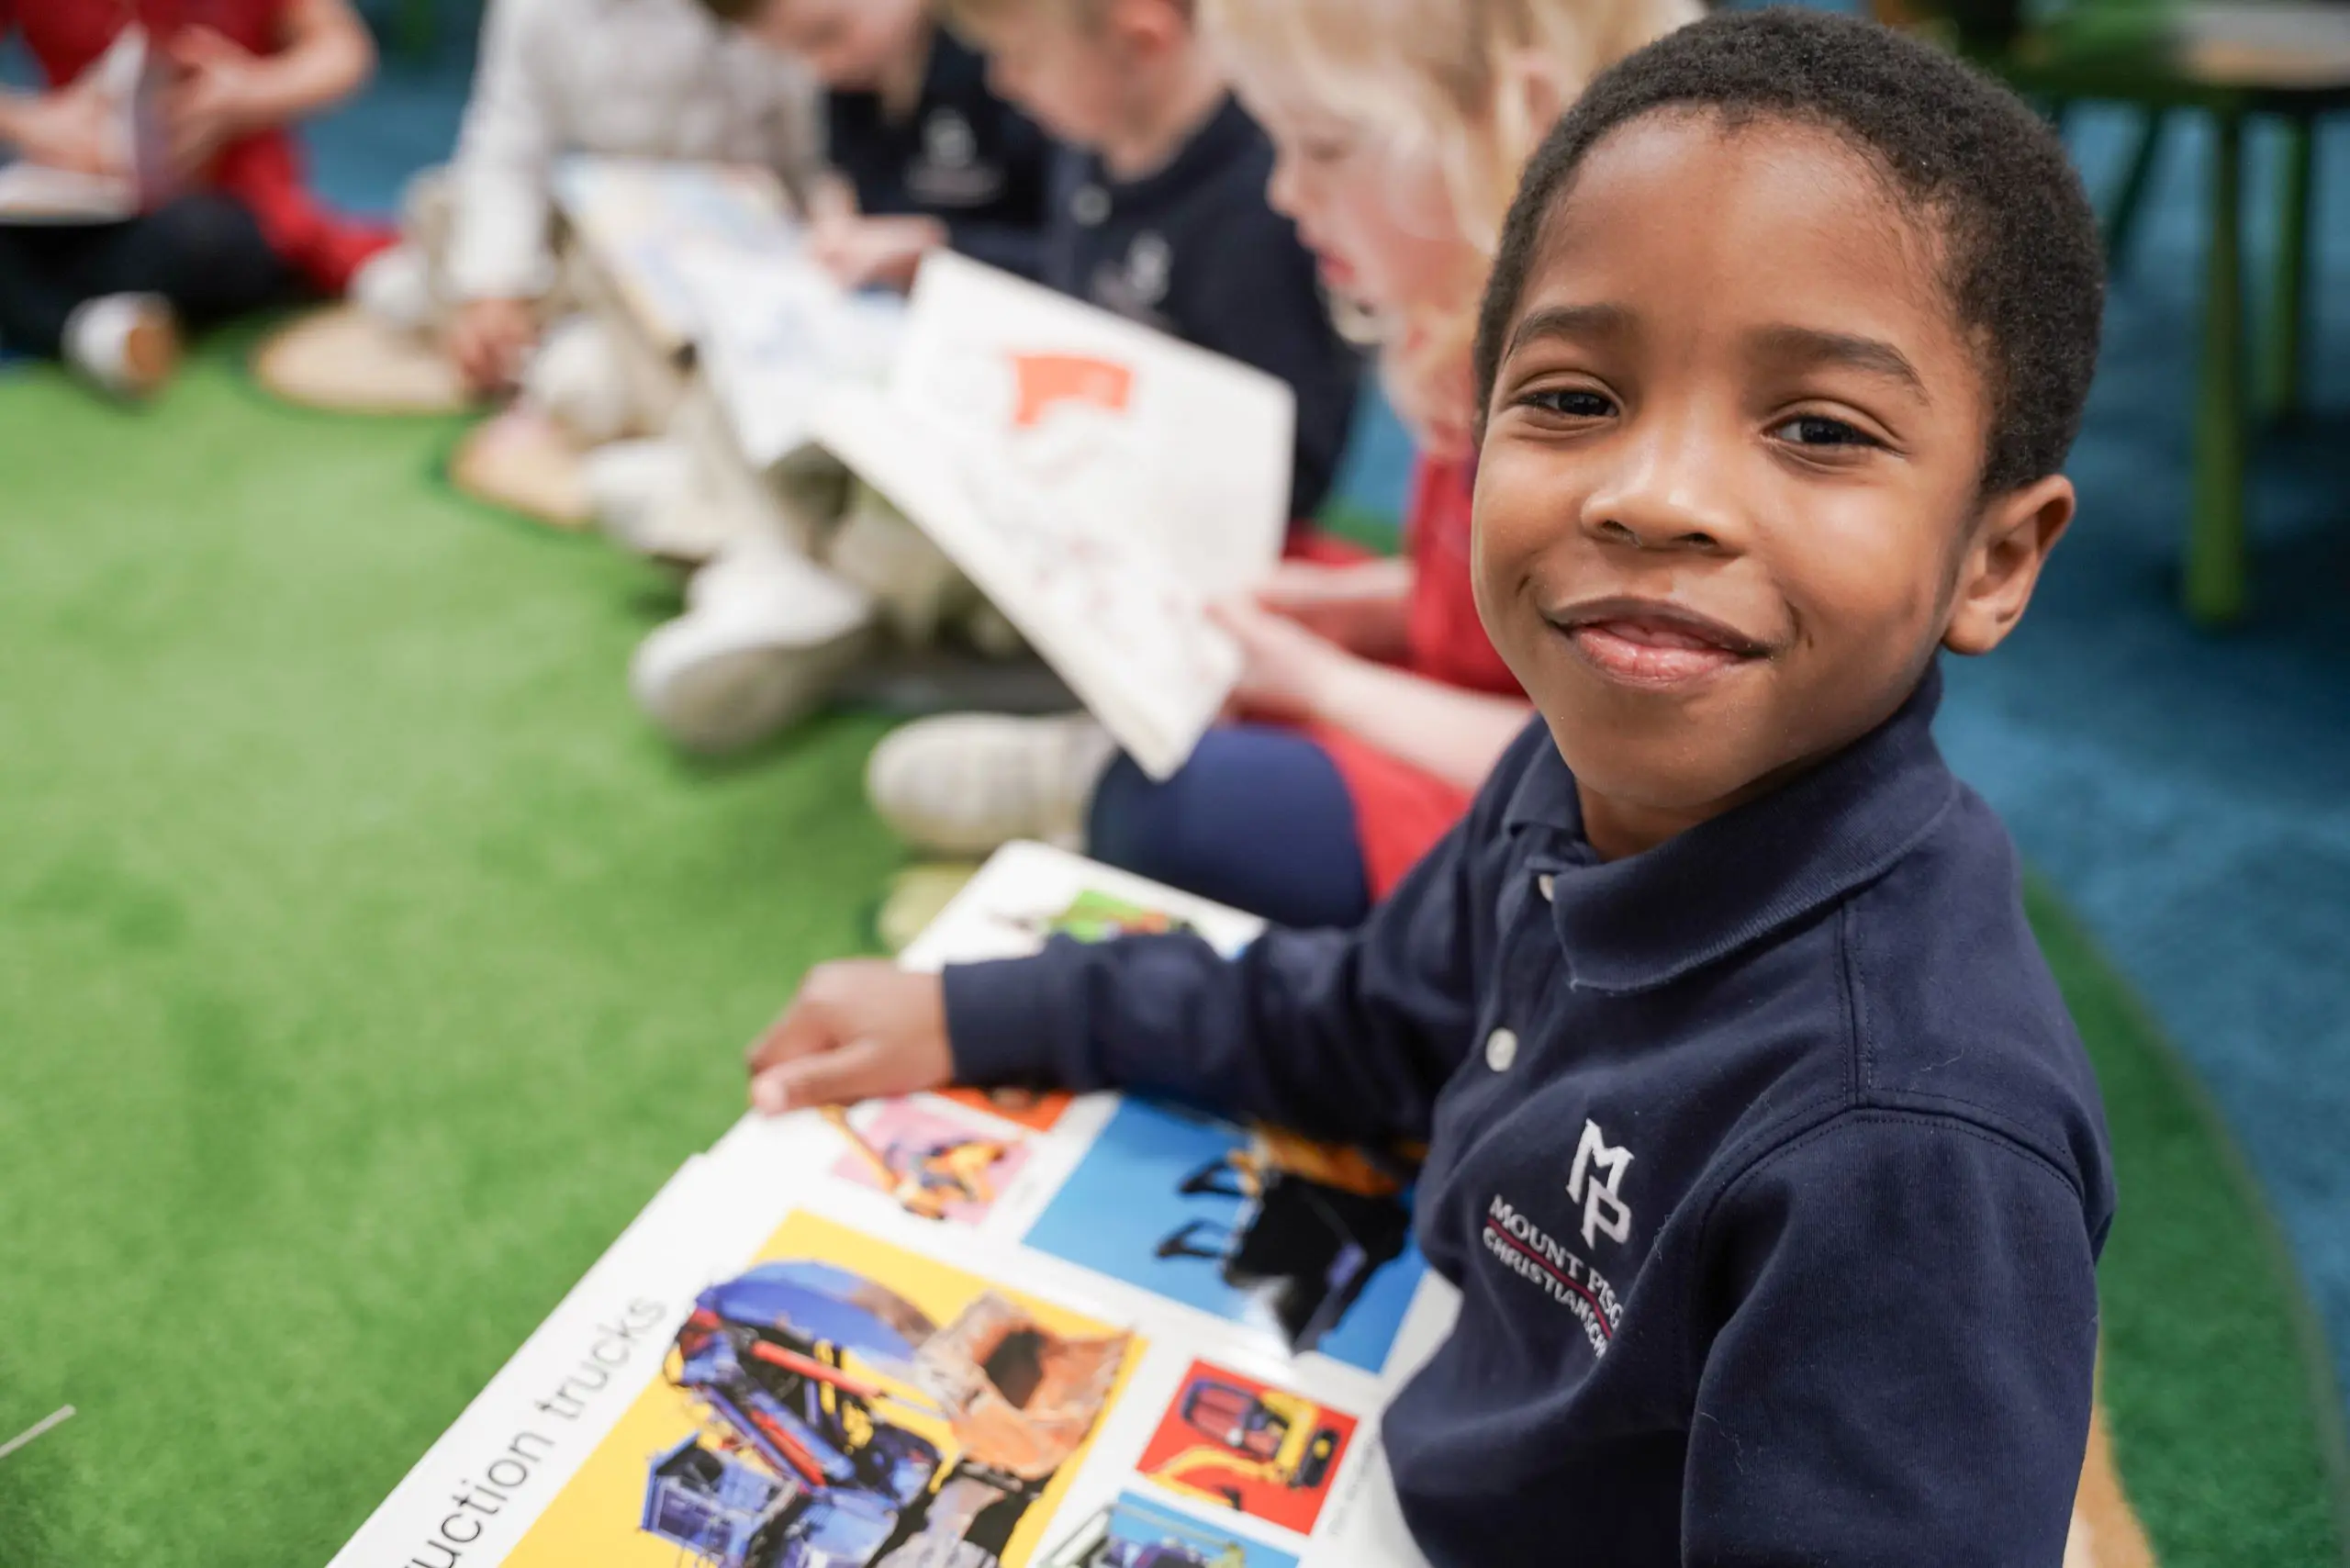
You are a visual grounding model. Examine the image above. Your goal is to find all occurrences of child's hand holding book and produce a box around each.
[746,959,953,1114]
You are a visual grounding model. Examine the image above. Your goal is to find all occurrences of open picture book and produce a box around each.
[329,842,1448,1568]
[551,156,909,472]
[807,253,1298,780]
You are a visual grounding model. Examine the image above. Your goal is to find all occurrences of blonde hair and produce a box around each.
[1203,0,1696,451]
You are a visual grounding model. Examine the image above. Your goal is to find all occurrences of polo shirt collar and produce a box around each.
[1504,666,1959,994]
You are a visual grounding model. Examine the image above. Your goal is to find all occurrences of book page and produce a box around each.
[551,157,801,356]
[895,252,1293,602]
[330,846,1449,1568]
[811,386,1240,779]
[0,26,154,225]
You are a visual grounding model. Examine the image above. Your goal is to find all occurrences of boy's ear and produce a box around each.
[1942,474,2073,656]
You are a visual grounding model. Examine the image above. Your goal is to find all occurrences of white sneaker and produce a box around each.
[584,437,691,551]
[62,293,177,399]
[631,540,877,754]
[349,243,434,334]
[524,315,634,445]
[865,713,1118,857]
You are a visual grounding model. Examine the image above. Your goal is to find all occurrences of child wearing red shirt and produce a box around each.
[0,0,387,397]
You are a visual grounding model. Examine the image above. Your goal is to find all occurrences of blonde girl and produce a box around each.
[868,0,1695,926]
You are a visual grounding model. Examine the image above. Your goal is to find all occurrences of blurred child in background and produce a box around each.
[944,0,1360,525]
[352,0,819,405]
[0,0,386,398]
[631,0,1361,759]
[869,0,1695,928]
[703,0,1054,288]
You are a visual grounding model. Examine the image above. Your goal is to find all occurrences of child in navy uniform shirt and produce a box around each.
[941,0,1360,521]
[744,12,2115,1564]
[701,0,1052,287]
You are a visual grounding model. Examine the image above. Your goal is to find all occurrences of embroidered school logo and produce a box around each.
[924,108,977,169]
[1567,1118,1634,1248]
[908,109,1004,206]
[1483,1193,1624,1356]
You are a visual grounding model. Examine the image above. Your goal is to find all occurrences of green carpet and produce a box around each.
[0,342,2343,1565]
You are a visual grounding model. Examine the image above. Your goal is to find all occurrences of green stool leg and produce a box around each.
[2258,116,2315,423]
[2105,109,2169,272]
[2188,110,2248,626]
[397,0,436,60]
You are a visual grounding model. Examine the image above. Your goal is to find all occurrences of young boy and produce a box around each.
[942,0,1360,521]
[626,0,1361,756]
[744,11,2116,1563]
[700,0,1055,288]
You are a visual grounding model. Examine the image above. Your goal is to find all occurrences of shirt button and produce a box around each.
[1485,1027,1518,1072]
[1537,873,1556,903]
[1070,185,1111,226]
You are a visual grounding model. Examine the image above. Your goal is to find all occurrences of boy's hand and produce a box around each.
[444,297,537,393]
[746,960,954,1114]
[808,213,947,293]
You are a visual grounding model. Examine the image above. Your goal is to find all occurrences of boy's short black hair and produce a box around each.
[1473,7,2104,493]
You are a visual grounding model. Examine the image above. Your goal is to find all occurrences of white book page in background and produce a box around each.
[551,157,800,354]
[812,386,1240,779]
[0,26,146,224]
[895,252,1293,602]
[0,163,137,222]
[668,246,905,470]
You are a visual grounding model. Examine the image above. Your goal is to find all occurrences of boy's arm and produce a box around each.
[444,0,560,303]
[1684,1114,2099,1565]
[940,771,1510,1145]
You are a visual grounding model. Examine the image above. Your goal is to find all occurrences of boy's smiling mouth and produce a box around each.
[1543,596,1772,689]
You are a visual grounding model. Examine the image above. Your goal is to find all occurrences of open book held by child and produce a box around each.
[745,12,2117,1564]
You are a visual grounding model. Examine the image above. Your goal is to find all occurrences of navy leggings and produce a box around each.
[0,192,288,358]
[1087,723,1371,929]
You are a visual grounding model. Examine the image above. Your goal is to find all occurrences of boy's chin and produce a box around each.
[1546,722,1784,827]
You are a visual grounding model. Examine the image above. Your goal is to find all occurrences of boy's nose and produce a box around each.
[1578,419,1749,556]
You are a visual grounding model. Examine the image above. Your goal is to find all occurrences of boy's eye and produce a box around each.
[1772,414,1879,449]
[1298,137,1357,166]
[1522,387,1616,420]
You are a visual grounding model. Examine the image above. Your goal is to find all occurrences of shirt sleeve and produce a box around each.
[1683,1111,2100,1567]
[942,778,1504,1146]
[444,0,560,302]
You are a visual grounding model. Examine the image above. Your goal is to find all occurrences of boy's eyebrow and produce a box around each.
[1750,325,1930,401]
[1503,303,1634,363]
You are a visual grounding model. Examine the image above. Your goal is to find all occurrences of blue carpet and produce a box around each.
[214,25,2350,1430]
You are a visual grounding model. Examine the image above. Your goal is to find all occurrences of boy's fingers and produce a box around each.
[744,994,835,1075]
[750,1038,901,1115]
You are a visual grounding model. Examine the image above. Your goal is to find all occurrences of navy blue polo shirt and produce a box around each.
[824,28,1052,280]
[946,669,2116,1566]
[1042,95,1361,521]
